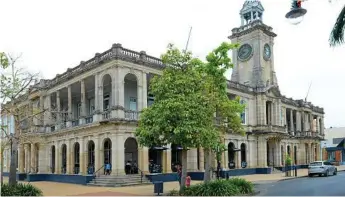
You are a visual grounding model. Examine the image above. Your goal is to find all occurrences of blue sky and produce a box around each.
[1,0,345,128]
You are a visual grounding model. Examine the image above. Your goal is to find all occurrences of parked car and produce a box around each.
[308,161,337,177]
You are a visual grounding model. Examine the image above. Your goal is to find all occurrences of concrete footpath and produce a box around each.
[3,165,345,196]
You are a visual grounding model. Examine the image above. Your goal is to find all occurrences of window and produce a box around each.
[88,98,95,115]
[240,99,246,125]
[103,94,110,110]
[148,94,154,107]
[77,103,81,118]
[129,97,137,111]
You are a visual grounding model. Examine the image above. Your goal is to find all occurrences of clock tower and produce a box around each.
[229,0,278,88]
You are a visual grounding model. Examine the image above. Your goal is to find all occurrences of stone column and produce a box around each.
[45,94,53,132]
[115,134,125,175]
[111,135,117,174]
[304,113,309,132]
[18,144,24,173]
[24,144,29,172]
[199,148,205,171]
[296,111,301,132]
[187,148,198,172]
[162,149,172,173]
[138,147,149,173]
[56,90,61,130]
[308,143,312,163]
[79,138,85,175]
[66,140,72,174]
[137,76,143,112]
[320,118,324,135]
[55,142,60,174]
[39,95,44,128]
[309,113,313,132]
[67,85,72,127]
[79,79,86,125]
[258,137,267,167]
[142,72,148,109]
[30,144,36,173]
[117,69,125,118]
[236,141,241,168]
[93,73,101,121]
[315,116,319,134]
[222,150,227,169]
[38,144,46,173]
[94,136,101,175]
[290,109,294,132]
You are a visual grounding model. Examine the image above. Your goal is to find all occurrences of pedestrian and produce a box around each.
[105,162,111,175]
[177,164,182,186]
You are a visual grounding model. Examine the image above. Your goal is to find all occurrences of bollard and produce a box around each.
[295,166,298,177]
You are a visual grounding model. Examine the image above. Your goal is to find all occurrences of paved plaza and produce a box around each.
[3,166,345,196]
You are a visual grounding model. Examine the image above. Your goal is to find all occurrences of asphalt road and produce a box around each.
[255,171,345,196]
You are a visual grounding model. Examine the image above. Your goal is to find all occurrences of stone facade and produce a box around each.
[2,1,325,176]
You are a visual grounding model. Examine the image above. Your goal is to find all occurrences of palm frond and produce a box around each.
[329,5,345,47]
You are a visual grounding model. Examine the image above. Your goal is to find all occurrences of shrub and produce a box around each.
[1,183,43,196]
[167,189,180,196]
[182,179,253,196]
[227,177,254,194]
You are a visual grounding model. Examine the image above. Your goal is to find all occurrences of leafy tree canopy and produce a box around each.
[135,42,245,150]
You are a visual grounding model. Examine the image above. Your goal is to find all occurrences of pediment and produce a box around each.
[266,86,281,98]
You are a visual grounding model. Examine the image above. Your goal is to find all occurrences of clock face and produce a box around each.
[263,44,271,60]
[238,44,253,61]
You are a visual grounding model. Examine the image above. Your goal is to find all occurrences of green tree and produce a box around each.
[135,44,218,192]
[136,42,245,189]
[0,53,45,186]
[329,5,345,47]
[197,42,245,181]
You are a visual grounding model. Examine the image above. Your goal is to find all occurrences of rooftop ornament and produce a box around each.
[285,0,308,25]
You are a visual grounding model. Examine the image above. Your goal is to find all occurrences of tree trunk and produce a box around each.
[179,149,188,192]
[8,138,18,186]
[1,149,4,185]
[203,149,212,182]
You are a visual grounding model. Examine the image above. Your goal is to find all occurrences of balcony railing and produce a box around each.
[102,111,111,120]
[85,116,93,124]
[125,110,138,120]
[72,120,79,127]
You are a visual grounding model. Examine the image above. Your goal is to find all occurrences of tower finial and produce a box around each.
[240,0,265,26]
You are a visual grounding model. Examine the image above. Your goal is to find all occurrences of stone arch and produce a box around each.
[171,144,182,172]
[73,142,80,174]
[103,138,112,165]
[240,143,246,163]
[51,145,55,173]
[102,74,112,110]
[124,73,138,112]
[228,142,236,169]
[61,144,67,174]
[124,137,138,174]
[87,140,95,174]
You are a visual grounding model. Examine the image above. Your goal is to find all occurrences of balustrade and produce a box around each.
[125,110,138,120]
[102,111,111,120]
[85,116,93,124]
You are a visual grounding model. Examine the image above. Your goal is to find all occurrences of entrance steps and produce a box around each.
[271,167,283,174]
[87,174,151,187]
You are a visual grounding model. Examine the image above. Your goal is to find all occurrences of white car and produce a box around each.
[308,161,337,177]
